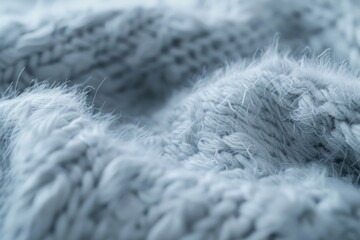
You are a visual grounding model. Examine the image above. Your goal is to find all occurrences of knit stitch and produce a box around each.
[1,0,360,240]
[1,0,359,115]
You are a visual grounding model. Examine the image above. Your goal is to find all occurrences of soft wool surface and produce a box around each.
[1,0,360,240]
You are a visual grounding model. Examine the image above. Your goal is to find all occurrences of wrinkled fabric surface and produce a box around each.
[1,0,360,239]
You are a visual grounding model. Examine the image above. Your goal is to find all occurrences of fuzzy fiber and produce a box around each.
[1,0,360,240]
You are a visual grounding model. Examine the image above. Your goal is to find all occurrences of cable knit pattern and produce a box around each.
[1,0,360,240]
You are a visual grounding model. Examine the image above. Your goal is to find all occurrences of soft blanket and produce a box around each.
[1,0,360,239]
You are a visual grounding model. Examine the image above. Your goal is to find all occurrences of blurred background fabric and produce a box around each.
[1,0,359,116]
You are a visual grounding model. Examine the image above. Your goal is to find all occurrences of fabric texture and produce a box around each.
[1,0,360,239]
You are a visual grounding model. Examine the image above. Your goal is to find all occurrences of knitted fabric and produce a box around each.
[1,0,360,240]
[1,0,359,115]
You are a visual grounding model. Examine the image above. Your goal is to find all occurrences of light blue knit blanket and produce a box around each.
[0,1,360,239]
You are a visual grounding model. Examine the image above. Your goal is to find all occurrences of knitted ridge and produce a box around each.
[0,0,359,115]
[1,54,360,240]
[157,53,360,180]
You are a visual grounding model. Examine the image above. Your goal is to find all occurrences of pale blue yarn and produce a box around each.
[0,0,360,240]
